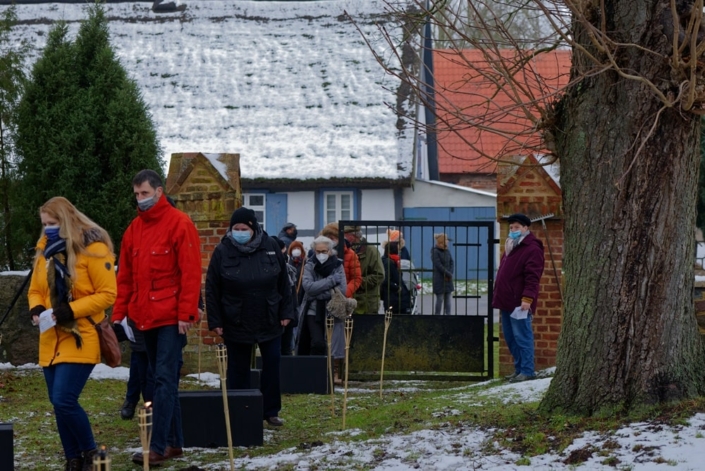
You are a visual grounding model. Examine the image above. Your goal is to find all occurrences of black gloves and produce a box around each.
[112,322,129,343]
[53,303,74,324]
[29,305,46,320]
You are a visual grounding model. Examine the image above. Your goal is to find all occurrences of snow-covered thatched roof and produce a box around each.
[9,0,414,182]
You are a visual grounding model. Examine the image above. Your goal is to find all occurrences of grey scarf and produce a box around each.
[230,230,264,254]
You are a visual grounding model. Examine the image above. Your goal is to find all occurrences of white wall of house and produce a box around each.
[361,189,396,220]
[286,191,316,249]
[403,179,496,207]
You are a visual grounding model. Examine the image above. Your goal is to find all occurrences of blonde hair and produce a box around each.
[36,197,114,278]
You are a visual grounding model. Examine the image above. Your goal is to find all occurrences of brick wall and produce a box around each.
[496,155,563,375]
[166,153,241,362]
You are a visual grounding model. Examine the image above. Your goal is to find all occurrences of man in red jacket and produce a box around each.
[112,169,202,466]
[492,213,544,383]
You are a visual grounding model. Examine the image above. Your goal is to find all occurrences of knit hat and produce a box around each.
[344,225,361,233]
[507,213,531,227]
[321,222,339,240]
[230,207,258,230]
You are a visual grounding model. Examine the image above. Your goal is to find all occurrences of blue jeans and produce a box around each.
[501,310,535,376]
[125,350,153,404]
[143,325,184,454]
[43,363,96,459]
[224,336,282,418]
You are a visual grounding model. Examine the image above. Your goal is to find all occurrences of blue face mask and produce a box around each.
[508,230,522,240]
[231,230,252,244]
[44,226,61,241]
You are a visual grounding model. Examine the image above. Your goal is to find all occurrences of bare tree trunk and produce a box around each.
[541,3,705,413]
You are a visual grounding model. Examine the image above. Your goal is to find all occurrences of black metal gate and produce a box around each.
[336,220,497,380]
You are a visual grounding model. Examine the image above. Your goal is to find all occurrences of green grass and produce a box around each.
[4,363,705,470]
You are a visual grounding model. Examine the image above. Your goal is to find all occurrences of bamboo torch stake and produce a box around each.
[216,344,235,471]
[92,445,110,471]
[342,316,354,429]
[379,307,393,398]
[326,315,335,416]
[137,403,152,471]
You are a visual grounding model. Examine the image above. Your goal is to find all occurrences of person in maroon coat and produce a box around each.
[492,213,544,383]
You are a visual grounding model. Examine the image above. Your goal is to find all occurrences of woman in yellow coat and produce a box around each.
[28,197,117,471]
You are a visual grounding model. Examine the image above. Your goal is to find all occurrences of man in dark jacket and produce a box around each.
[206,207,295,427]
[492,213,544,383]
[344,226,384,314]
[277,223,298,248]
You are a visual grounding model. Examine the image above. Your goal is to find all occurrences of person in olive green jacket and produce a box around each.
[344,226,385,314]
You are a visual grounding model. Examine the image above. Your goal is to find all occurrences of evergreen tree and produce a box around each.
[0,5,29,270]
[14,4,163,263]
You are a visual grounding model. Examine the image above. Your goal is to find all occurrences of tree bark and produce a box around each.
[540,0,705,414]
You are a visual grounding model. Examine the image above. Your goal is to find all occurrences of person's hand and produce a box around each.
[53,303,74,323]
[29,305,45,326]
[178,320,192,335]
[521,301,531,312]
[213,327,223,336]
[281,319,291,327]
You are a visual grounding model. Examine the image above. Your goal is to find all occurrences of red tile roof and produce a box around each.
[432,49,571,174]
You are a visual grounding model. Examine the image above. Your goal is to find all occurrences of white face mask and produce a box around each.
[291,249,302,258]
[316,253,329,263]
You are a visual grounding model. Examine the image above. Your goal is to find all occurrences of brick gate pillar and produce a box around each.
[166,153,241,364]
[496,155,563,375]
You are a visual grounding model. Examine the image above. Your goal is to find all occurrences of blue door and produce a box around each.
[266,194,288,236]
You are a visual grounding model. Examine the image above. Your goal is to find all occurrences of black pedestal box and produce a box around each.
[179,389,263,447]
[0,423,12,470]
[256,355,328,394]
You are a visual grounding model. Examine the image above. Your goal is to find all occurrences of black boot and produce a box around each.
[65,457,83,471]
[82,449,98,471]
[120,400,136,420]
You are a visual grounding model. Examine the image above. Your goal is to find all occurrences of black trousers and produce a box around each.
[224,336,282,418]
[306,315,327,355]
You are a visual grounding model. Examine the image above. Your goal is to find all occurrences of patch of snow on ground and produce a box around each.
[5,363,705,469]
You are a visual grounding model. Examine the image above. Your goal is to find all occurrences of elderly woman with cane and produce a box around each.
[206,207,295,427]
[296,237,347,360]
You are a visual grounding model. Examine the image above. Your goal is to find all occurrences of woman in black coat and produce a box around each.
[206,207,294,427]
[431,233,454,315]
[381,242,412,314]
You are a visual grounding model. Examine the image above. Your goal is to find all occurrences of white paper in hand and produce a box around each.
[38,308,56,333]
[120,317,136,342]
[509,306,529,320]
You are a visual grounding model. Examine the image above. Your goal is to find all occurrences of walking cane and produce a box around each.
[326,315,335,416]
[379,307,393,398]
[342,316,354,429]
[216,344,235,471]
[137,403,152,471]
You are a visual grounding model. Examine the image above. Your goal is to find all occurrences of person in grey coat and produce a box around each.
[431,233,454,315]
[296,236,347,359]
